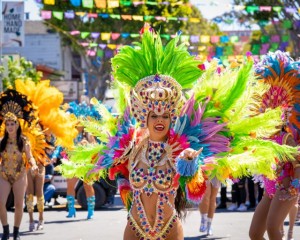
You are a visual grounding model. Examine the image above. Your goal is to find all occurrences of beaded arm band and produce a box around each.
[176,154,202,177]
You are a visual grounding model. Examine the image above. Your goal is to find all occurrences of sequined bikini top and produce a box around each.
[129,138,177,195]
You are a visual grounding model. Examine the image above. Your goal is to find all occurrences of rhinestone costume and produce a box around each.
[128,138,178,239]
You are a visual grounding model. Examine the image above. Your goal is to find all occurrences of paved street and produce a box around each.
[3,196,300,240]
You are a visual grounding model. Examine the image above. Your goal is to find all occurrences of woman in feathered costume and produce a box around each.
[249,51,300,240]
[0,89,38,240]
[60,99,101,220]
[13,79,78,231]
[59,27,298,239]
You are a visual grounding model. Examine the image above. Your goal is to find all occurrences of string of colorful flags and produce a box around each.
[81,42,289,56]
[40,10,201,22]
[82,43,274,66]
[73,31,290,60]
[38,0,300,14]
[69,30,289,44]
[38,0,191,8]
[40,9,299,29]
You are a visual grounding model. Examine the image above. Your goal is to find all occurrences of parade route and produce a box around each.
[4,196,300,240]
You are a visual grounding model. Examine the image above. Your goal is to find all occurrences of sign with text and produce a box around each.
[51,81,78,102]
[1,1,25,47]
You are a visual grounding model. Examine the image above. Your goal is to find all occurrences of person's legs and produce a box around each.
[258,184,264,203]
[297,195,300,221]
[266,191,297,240]
[67,177,77,197]
[43,183,55,203]
[247,177,256,208]
[35,166,45,230]
[287,199,298,240]
[66,178,77,218]
[217,185,227,209]
[26,171,35,231]
[0,176,11,239]
[83,183,95,220]
[207,184,219,236]
[199,183,211,232]
[227,183,238,210]
[249,194,271,240]
[12,171,27,239]
[237,178,247,211]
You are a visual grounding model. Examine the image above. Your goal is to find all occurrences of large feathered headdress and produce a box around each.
[253,51,300,131]
[111,27,203,127]
[14,79,78,149]
[66,100,101,120]
[0,89,36,125]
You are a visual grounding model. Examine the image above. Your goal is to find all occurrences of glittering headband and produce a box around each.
[1,100,23,122]
[4,112,18,122]
[0,89,35,126]
[130,74,183,128]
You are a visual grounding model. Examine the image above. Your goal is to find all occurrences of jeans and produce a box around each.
[44,183,56,202]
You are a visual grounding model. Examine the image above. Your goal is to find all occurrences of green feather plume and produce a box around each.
[226,77,270,122]
[222,61,253,113]
[111,81,131,116]
[208,138,297,181]
[232,138,298,162]
[228,108,283,138]
[58,143,107,182]
[80,118,116,143]
[67,143,105,162]
[112,31,203,88]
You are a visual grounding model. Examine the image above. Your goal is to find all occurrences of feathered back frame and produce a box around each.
[254,51,300,133]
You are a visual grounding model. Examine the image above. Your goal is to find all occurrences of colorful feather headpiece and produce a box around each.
[0,89,35,125]
[66,100,101,120]
[111,27,203,127]
[254,51,300,129]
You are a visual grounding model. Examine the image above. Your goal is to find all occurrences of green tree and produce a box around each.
[216,0,300,58]
[0,58,42,90]
[40,0,220,100]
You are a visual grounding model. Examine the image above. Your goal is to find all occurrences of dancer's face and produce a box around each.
[147,111,170,142]
[5,120,18,136]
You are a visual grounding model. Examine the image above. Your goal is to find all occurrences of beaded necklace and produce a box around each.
[147,140,165,166]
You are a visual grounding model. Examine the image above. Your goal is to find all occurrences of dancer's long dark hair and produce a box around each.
[175,187,187,220]
[0,122,23,152]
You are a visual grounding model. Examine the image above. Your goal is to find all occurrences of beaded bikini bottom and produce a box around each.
[128,211,177,240]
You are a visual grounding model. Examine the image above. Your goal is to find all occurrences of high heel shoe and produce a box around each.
[280,229,285,240]
[66,195,76,218]
[199,218,207,232]
[207,222,213,236]
[36,220,44,231]
[287,229,294,240]
[87,196,95,220]
[1,225,9,240]
[13,226,20,240]
[29,222,35,232]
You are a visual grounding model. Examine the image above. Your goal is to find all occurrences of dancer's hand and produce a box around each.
[31,163,39,175]
[51,157,57,164]
[180,148,203,161]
